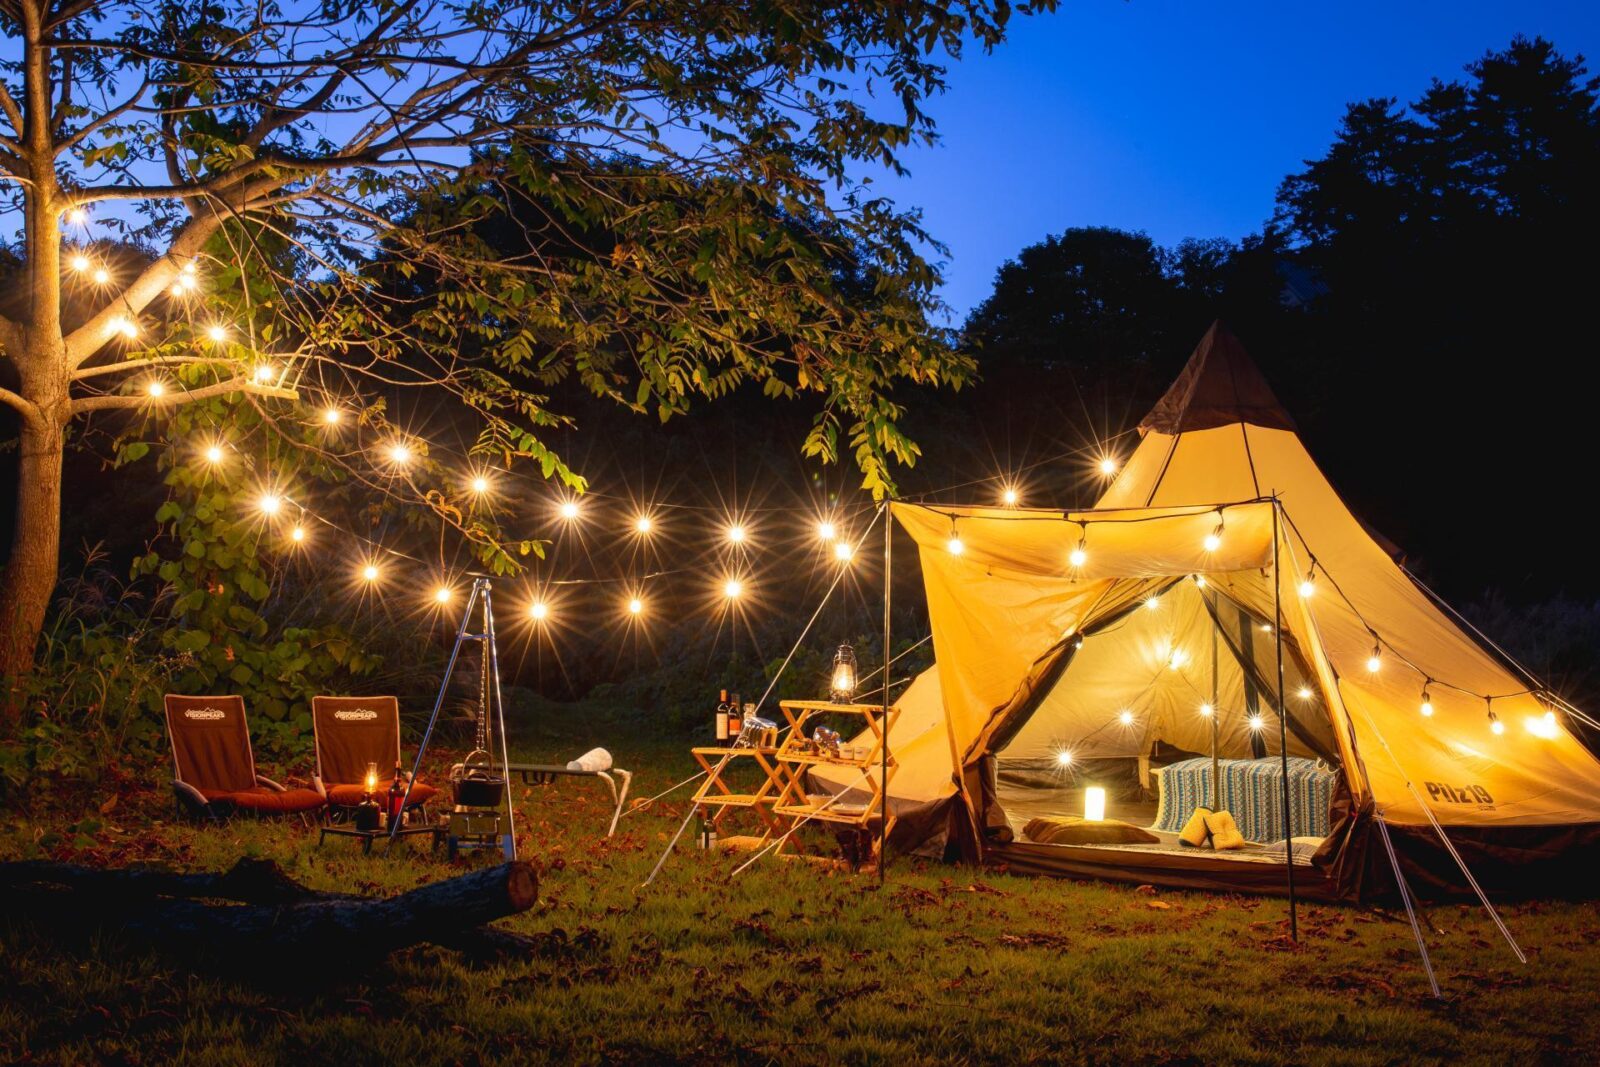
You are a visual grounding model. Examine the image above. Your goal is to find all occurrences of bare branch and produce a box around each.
[72,377,298,414]
[0,384,42,425]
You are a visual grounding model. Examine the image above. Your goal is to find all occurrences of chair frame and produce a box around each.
[162,695,324,824]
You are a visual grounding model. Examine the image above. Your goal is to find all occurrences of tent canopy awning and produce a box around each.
[893,499,1277,581]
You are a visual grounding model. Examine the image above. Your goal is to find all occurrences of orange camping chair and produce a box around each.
[162,695,326,821]
[311,696,438,817]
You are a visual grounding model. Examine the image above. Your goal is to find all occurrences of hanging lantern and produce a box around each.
[830,644,858,703]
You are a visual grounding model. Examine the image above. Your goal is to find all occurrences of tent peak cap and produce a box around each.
[1140,321,1297,436]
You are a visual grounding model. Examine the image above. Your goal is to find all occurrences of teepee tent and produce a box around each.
[816,323,1600,903]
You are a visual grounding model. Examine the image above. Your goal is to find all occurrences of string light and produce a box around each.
[1525,710,1558,739]
[558,500,580,521]
[1193,575,1207,589]
[203,443,225,464]
[1118,710,1134,726]
[145,380,165,398]
[1097,456,1118,477]
[321,407,342,425]
[470,475,490,495]
[290,525,306,543]
[1203,511,1224,552]
[1199,703,1214,718]
[1366,644,1382,673]
[1144,595,1160,611]
[1248,714,1265,731]
[633,515,654,535]
[817,520,837,541]
[206,324,229,342]
[834,541,854,563]
[946,535,964,556]
[252,364,276,384]
[258,493,283,516]
[65,206,87,225]
[92,267,109,285]
[1167,648,1188,670]
[530,601,549,622]
[1297,686,1313,700]
[111,316,137,339]
[68,253,90,273]
[433,586,453,605]
[1002,486,1019,507]
[1069,529,1087,569]
[1056,750,1074,767]
[361,563,381,583]
[1489,712,1505,736]
[387,442,413,466]
[723,578,743,599]
[627,596,644,616]
[726,524,747,545]
[1298,573,1316,599]
[1420,686,1434,717]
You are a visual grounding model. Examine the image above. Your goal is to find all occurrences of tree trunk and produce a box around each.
[0,405,65,711]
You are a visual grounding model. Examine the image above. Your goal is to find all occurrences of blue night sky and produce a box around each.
[870,0,1600,319]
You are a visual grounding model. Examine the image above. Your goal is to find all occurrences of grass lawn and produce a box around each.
[2,709,1597,1066]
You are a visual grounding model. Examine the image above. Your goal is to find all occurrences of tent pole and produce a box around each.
[1272,498,1299,941]
[880,499,892,883]
[1209,590,1220,811]
[1375,814,1443,999]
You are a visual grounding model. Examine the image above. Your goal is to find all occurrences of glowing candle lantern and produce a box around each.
[829,644,858,702]
[1084,786,1107,822]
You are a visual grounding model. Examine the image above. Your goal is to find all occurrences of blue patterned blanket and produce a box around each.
[1152,757,1335,842]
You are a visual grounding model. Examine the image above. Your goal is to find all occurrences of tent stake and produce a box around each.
[1376,814,1443,999]
[1272,498,1298,941]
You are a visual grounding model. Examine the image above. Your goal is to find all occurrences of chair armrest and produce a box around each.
[311,774,327,799]
[173,779,209,806]
[172,779,212,821]
[255,774,287,792]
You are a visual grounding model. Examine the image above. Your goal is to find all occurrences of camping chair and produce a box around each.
[310,695,438,818]
[162,695,326,822]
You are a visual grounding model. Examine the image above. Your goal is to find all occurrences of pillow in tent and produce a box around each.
[1022,816,1159,847]
[1204,810,1247,851]
[1178,807,1213,848]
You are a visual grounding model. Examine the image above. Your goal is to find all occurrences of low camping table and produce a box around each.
[504,762,633,836]
[317,822,444,854]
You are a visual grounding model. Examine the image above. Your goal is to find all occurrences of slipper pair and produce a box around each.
[1178,807,1246,850]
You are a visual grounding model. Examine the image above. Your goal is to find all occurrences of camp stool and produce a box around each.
[162,695,326,822]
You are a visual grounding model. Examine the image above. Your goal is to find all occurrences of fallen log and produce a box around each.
[2,858,539,974]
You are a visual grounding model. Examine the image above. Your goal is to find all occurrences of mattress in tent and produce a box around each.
[1152,757,1335,842]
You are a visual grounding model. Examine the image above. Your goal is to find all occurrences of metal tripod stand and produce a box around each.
[389,576,516,859]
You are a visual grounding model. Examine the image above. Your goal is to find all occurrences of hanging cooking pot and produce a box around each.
[451,749,506,808]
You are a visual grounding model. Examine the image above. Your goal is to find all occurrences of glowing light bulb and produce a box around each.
[1118,710,1134,726]
[69,253,89,273]
[177,273,196,292]
[1203,532,1222,552]
[258,493,282,516]
[1194,575,1207,588]
[628,596,644,615]
[145,380,165,398]
[65,206,87,225]
[290,525,305,543]
[1259,623,1274,634]
[1167,648,1188,670]
[470,476,489,495]
[1298,578,1316,598]
[1098,456,1118,477]
[113,317,137,339]
[1199,703,1214,718]
[634,515,653,535]
[206,324,228,342]
[723,578,743,599]
[1069,542,1087,569]
[559,500,580,521]
[1144,595,1160,611]
[1366,647,1382,673]
[1056,750,1074,767]
[1525,711,1558,738]
[322,407,342,425]
[1297,686,1313,700]
[434,587,452,605]
[817,520,837,541]
[181,261,197,277]
[387,443,412,465]
[726,524,746,544]
[92,267,109,285]
[834,541,854,562]
[1420,696,1434,717]
[947,536,964,556]
[361,564,380,583]
[169,283,186,298]
[1490,718,1506,736]
[252,364,275,383]
[530,601,549,621]
[204,444,224,464]
[1002,487,1019,507]
[1248,714,1265,731]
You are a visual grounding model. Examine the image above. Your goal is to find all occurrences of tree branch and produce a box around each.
[72,377,297,415]
[0,384,42,425]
